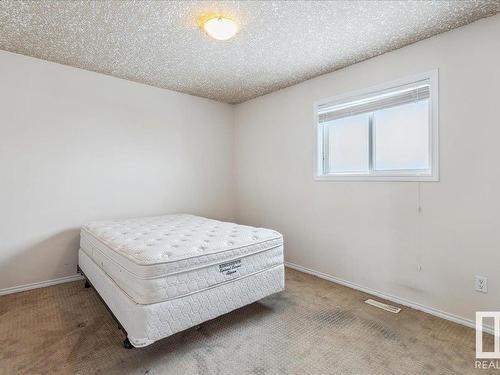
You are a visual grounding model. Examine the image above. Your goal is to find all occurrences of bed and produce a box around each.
[77,214,284,348]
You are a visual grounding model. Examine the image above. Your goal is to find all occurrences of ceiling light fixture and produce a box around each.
[202,16,238,41]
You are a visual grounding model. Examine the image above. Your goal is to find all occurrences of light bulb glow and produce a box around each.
[202,17,238,41]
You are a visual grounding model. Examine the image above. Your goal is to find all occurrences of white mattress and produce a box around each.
[80,214,283,304]
[79,249,285,347]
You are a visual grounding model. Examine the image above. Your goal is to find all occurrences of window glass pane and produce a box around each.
[326,113,369,173]
[373,99,429,171]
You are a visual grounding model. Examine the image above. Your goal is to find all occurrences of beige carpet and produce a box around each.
[0,268,493,374]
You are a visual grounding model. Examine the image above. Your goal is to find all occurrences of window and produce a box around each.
[315,71,438,181]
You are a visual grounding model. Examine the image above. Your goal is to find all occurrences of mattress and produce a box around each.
[80,214,283,304]
[79,249,285,347]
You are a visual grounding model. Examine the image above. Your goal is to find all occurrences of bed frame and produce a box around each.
[77,265,204,349]
[77,266,135,349]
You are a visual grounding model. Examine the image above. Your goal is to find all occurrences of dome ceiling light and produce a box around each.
[201,16,239,41]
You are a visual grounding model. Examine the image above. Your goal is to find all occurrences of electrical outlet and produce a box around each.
[475,275,488,293]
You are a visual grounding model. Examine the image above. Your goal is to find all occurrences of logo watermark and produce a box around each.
[475,311,500,370]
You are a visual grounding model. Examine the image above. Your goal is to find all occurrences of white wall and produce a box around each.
[0,50,235,290]
[234,15,500,322]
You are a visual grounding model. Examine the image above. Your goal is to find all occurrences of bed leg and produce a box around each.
[123,338,134,349]
[84,279,91,288]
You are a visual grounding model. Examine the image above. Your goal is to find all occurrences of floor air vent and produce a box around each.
[365,299,401,314]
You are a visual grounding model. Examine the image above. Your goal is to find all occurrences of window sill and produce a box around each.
[314,174,439,182]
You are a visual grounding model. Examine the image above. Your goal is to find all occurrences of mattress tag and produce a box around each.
[219,259,241,276]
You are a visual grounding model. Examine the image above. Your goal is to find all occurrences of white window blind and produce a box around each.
[318,81,430,124]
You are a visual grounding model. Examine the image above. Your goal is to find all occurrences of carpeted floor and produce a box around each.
[0,268,493,374]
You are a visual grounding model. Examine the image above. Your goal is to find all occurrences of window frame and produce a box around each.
[313,70,439,182]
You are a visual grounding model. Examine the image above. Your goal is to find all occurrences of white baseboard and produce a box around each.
[0,274,84,296]
[285,261,494,336]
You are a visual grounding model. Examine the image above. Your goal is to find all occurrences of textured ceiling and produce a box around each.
[0,1,498,104]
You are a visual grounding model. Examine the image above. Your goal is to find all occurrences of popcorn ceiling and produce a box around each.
[0,1,498,104]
